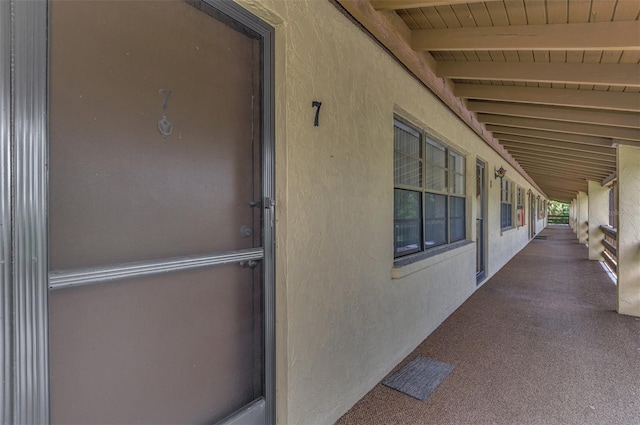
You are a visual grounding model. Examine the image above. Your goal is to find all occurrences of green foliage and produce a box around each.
[548,200,569,216]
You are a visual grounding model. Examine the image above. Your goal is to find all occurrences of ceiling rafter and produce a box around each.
[336,0,640,202]
[516,169,609,185]
[508,152,616,170]
[437,62,640,88]
[412,21,640,51]
[510,152,615,169]
[513,169,607,184]
[526,178,589,189]
[466,101,640,129]
[502,143,616,165]
[500,142,616,163]
[481,118,640,141]
[491,134,616,155]
[522,162,611,176]
[456,85,640,112]
[480,126,613,147]
[533,184,588,193]
[371,0,491,10]
[514,157,614,174]
[333,0,546,196]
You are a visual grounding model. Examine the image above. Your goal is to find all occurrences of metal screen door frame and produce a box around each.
[475,158,487,283]
[1,1,276,423]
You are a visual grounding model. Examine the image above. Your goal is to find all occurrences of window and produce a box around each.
[538,199,546,220]
[500,178,514,229]
[394,119,466,257]
[516,186,525,226]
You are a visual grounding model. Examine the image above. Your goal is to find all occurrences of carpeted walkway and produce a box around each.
[337,225,640,425]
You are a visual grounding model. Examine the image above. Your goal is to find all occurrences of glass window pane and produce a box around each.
[426,140,446,191]
[449,151,465,195]
[394,189,422,255]
[426,139,446,166]
[501,203,513,228]
[394,152,421,187]
[452,172,465,195]
[449,151,464,174]
[394,123,420,156]
[426,165,447,191]
[450,196,465,242]
[425,193,447,247]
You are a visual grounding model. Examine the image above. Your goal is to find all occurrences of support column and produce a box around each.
[588,181,608,261]
[577,192,589,244]
[617,144,640,317]
[570,199,576,231]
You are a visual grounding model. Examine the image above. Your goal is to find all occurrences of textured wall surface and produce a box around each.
[236,1,546,423]
[587,180,609,261]
[617,145,640,317]
[578,191,589,244]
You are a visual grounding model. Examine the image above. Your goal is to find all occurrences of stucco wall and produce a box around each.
[617,145,640,317]
[237,1,546,423]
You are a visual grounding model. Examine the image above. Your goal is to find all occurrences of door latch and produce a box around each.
[239,260,259,269]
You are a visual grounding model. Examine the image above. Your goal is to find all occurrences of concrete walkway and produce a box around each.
[337,225,640,425]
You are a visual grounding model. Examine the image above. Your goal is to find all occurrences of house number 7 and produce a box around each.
[312,101,322,127]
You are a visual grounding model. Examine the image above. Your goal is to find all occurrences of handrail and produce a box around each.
[600,225,617,239]
[600,225,617,277]
[548,214,569,224]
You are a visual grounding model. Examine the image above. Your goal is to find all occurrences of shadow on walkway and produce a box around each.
[337,225,640,425]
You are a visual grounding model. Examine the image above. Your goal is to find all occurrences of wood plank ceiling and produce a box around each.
[335,0,640,202]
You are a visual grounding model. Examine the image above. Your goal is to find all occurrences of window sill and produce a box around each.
[500,226,515,234]
[392,240,474,279]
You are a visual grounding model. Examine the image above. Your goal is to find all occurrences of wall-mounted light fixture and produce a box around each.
[495,166,506,179]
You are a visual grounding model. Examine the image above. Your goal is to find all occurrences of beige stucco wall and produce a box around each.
[577,191,589,244]
[237,0,546,423]
[617,145,640,317]
[588,180,609,261]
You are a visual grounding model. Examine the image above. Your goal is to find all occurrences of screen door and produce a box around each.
[47,1,273,423]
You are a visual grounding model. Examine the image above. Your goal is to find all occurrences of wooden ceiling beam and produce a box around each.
[492,134,616,156]
[527,172,589,183]
[532,185,587,195]
[437,62,640,87]
[513,151,614,168]
[530,182,587,191]
[506,149,616,168]
[515,157,613,174]
[612,138,640,147]
[538,186,586,195]
[500,142,616,163]
[540,185,584,192]
[479,125,613,147]
[516,165,602,182]
[544,191,582,201]
[333,0,545,196]
[371,0,491,10]
[522,162,610,177]
[481,117,640,141]
[467,101,640,129]
[456,85,640,112]
[412,21,640,51]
